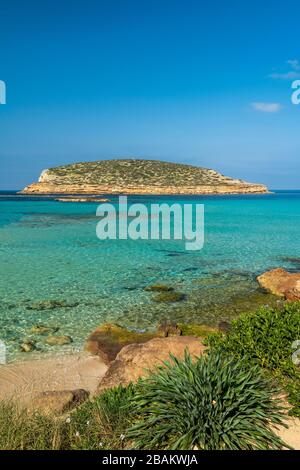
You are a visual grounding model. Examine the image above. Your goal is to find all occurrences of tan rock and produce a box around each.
[85,323,156,364]
[20,339,36,352]
[45,335,73,346]
[29,325,59,335]
[156,321,182,337]
[98,336,205,391]
[257,268,300,300]
[29,389,89,415]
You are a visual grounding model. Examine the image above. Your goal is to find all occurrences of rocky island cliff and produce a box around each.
[20,159,268,195]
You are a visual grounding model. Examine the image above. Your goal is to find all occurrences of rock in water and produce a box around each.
[20,339,36,352]
[157,321,182,337]
[29,325,59,335]
[45,335,73,346]
[85,323,156,364]
[257,268,300,301]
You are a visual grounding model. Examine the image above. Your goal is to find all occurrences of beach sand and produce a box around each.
[0,352,107,403]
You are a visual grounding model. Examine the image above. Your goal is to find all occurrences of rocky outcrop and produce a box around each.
[257,268,300,301]
[29,389,89,415]
[55,197,110,202]
[85,323,156,364]
[97,336,206,391]
[20,159,269,195]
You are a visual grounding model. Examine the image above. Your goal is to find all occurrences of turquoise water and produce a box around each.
[1,191,300,362]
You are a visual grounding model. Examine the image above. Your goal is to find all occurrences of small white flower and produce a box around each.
[65,417,71,423]
[120,434,125,441]
[86,420,90,426]
[99,442,103,447]
[75,431,80,438]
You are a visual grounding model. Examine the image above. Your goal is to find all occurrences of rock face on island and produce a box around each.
[20,159,268,195]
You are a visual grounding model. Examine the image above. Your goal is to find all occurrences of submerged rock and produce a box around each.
[144,284,174,292]
[29,389,89,415]
[85,323,156,364]
[152,291,185,302]
[20,339,37,352]
[26,300,79,310]
[98,336,206,391]
[257,268,300,301]
[45,335,73,346]
[29,325,59,335]
[55,197,110,203]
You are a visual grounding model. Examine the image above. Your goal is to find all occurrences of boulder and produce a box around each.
[85,323,156,364]
[97,336,205,392]
[257,268,300,300]
[29,389,89,415]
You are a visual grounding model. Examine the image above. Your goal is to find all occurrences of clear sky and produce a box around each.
[1,0,300,189]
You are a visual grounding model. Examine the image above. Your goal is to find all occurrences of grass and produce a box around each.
[66,384,135,450]
[0,401,67,450]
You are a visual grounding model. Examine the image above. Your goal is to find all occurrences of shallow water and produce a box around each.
[0,191,299,362]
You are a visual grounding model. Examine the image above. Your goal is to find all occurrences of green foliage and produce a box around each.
[206,302,300,416]
[286,378,300,418]
[127,351,288,450]
[0,401,67,450]
[206,302,300,376]
[46,159,242,188]
[66,384,135,450]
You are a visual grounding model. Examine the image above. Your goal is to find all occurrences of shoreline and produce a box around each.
[0,351,108,403]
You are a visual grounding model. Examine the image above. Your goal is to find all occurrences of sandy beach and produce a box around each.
[0,352,107,403]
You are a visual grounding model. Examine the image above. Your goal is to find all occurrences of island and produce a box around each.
[20,159,269,195]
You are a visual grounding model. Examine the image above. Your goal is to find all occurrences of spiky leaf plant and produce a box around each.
[127,351,289,450]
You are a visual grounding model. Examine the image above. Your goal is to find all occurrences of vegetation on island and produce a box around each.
[44,159,246,188]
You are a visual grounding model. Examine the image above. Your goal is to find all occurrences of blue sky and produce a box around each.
[0,0,300,189]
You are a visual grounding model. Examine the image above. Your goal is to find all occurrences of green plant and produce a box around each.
[206,302,300,376]
[127,351,289,450]
[66,384,135,450]
[0,401,67,450]
[206,302,300,416]
[286,378,300,418]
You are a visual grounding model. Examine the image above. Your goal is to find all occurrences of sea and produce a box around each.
[0,190,299,362]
